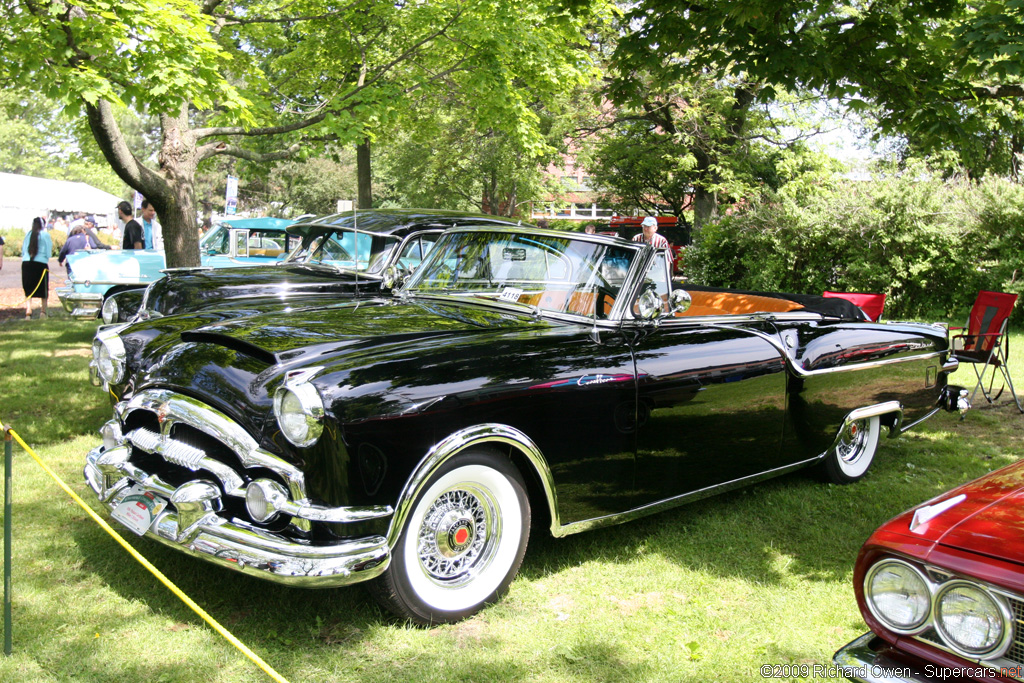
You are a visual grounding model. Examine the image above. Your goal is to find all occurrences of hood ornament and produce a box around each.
[910,493,967,533]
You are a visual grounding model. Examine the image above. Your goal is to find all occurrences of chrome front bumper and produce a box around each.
[834,632,1006,682]
[84,439,391,588]
[56,287,102,318]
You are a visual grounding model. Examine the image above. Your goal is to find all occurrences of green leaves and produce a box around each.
[608,0,1024,177]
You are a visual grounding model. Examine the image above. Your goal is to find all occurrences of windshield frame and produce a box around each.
[400,226,649,324]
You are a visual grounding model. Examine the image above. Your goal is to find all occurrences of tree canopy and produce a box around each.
[609,0,1024,178]
[0,0,599,265]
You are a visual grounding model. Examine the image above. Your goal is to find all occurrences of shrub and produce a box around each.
[690,172,1022,321]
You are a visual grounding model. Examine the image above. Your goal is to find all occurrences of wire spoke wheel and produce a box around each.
[370,450,530,625]
[820,415,881,484]
[416,484,500,586]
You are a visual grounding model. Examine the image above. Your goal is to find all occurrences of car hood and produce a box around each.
[885,459,1024,566]
[126,297,563,437]
[149,263,374,315]
[165,296,551,365]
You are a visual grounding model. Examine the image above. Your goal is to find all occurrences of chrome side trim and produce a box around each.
[386,423,561,545]
[900,406,942,433]
[555,455,822,537]
[709,322,947,379]
[552,401,904,537]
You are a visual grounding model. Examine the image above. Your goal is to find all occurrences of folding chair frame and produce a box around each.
[951,317,1023,413]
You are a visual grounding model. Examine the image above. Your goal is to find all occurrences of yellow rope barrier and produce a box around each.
[0,423,292,683]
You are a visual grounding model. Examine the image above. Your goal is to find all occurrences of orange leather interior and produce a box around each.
[676,291,803,317]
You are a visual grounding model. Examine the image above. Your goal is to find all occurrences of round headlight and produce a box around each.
[273,383,324,447]
[101,295,119,324]
[636,287,661,320]
[864,559,931,633]
[92,329,127,384]
[96,340,124,383]
[935,581,1010,658]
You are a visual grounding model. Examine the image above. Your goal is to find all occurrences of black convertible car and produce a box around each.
[101,209,520,323]
[84,226,966,624]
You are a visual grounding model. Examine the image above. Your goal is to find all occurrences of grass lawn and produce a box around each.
[0,312,1022,683]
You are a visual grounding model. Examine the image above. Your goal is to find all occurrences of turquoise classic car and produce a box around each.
[57,217,299,319]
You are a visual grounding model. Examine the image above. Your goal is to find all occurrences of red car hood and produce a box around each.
[890,459,1024,566]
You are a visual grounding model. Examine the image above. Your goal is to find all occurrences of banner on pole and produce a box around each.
[225,176,238,216]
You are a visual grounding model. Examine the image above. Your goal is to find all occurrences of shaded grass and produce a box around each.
[0,315,1021,682]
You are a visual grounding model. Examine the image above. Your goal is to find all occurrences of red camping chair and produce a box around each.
[950,290,1022,412]
[822,291,887,322]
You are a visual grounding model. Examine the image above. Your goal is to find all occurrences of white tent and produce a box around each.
[0,172,124,230]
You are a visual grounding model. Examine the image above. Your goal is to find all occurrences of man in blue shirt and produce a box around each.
[140,199,162,250]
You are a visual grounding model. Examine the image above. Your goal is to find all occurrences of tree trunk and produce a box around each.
[691,147,718,241]
[156,108,201,268]
[357,139,372,209]
[693,187,717,237]
[86,101,201,268]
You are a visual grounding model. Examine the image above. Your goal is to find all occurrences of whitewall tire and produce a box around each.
[370,450,530,624]
[820,415,881,484]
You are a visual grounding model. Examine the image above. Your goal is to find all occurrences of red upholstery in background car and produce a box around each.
[822,291,886,322]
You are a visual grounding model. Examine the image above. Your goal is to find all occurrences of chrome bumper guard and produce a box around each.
[56,287,102,318]
[84,445,390,587]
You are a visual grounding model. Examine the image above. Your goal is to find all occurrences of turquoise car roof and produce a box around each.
[219,217,294,231]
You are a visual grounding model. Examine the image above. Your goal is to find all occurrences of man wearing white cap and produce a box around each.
[632,216,669,248]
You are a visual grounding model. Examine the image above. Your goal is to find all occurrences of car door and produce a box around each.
[628,252,791,507]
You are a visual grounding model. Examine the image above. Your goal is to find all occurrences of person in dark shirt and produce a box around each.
[58,224,101,277]
[118,200,143,249]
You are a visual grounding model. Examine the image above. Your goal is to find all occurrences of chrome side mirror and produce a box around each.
[669,289,691,315]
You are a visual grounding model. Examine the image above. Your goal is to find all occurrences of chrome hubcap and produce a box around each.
[837,419,869,464]
[417,486,498,584]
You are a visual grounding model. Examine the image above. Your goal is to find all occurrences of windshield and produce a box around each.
[200,225,230,254]
[404,230,639,319]
[285,228,401,275]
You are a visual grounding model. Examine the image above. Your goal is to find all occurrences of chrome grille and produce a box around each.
[129,428,205,470]
[117,389,312,532]
[1007,595,1024,667]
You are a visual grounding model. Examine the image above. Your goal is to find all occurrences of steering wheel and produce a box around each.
[594,286,617,319]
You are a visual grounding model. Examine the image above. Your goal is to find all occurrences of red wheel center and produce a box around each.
[454,527,470,545]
